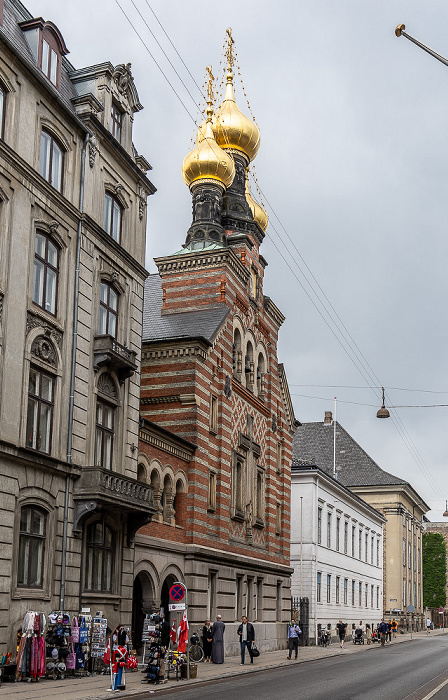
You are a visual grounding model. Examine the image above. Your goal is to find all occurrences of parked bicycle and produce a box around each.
[188,630,204,662]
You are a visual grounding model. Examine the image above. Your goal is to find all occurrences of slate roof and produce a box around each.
[142,274,230,344]
[2,0,79,116]
[293,421,407,488]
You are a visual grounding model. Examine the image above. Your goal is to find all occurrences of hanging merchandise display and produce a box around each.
[16,611,46,681]
[44,611,72,680]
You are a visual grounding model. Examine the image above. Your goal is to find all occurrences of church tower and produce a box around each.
[136,30,296,652]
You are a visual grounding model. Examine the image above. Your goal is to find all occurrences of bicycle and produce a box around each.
[188,630,204,662]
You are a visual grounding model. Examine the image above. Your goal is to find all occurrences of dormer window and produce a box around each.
[111,102,123,143]
[41,39,58,85]
[19,18,69,92]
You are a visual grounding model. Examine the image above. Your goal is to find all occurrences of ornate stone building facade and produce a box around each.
[0,0,155,648]
[135,43,296,655]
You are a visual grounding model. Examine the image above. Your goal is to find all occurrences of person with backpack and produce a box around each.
[286,619,301,660]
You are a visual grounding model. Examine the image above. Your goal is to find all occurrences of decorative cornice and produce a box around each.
[26,311,63,350]
[139,427,193,462]
[154,248,250,287]
[232,379,270,418]
[141,345,208,362]
[263,296,285,328]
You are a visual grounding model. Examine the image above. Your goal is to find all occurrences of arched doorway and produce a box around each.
[160,573,179,625]
[132,571,156,652]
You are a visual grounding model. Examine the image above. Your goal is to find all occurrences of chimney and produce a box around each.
[324,411,333,424]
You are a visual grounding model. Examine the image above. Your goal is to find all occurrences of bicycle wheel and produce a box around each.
[189,645,204,662]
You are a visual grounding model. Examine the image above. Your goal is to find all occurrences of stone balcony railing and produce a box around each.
[93,334,137,381]
[73,466,156,542]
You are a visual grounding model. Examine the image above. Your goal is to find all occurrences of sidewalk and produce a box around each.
[1,628,446,699]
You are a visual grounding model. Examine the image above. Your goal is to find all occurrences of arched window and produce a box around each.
[173,479,185,527]
[104,192,123,243]
[245,341,254,391]
[85,521,114,592]
[257,352,265,398]
[17,506,46,588]
[137,463,147,482]
[33,231,59,315]
[39,130,64,191]
[233,328,242,379]
[26,365,54,454]
[99,281,118,338]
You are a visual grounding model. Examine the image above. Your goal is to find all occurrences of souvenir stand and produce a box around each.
[141,614,164,684]
[44,611,73,679]
[16,611,46,682]
[90,614,108,673]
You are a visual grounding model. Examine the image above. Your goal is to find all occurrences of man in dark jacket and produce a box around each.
[378,619,388,646]
[237,615,255,664]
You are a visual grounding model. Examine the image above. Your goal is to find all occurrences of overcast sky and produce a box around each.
[26,0,448,520]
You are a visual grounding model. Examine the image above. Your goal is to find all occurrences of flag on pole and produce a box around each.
[103,637,111,665]
[177,609,189,653]
[170,619,177,645]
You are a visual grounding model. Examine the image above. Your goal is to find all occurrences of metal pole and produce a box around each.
[395,24,448,67]
[300,496,303,600]
[333,397,337,480]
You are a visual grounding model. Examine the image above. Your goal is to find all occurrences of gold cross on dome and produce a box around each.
[206,64,214,102]
[226,27,234,69]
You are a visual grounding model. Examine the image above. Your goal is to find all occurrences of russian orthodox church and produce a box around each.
[134,31,297,655]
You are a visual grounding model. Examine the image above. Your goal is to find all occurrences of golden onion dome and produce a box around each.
[182,118,235,190]
[214,70,260,162]
[245,171,268,232]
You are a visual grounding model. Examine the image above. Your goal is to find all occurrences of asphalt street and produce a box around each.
[153,635,448,700]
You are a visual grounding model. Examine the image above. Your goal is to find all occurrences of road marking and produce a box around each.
[421,677,448,700]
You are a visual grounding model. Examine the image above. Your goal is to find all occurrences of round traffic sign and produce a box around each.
[169,584,185,601]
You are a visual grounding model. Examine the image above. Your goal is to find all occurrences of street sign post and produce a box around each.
[169,582,189,680]
[407,605,415,639]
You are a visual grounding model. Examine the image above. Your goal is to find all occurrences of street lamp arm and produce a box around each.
[395,24,448,67]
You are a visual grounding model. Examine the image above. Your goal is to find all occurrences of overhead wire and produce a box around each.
[115,0,445,504]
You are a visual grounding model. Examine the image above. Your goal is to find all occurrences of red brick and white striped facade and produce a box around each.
[135,228,296,655]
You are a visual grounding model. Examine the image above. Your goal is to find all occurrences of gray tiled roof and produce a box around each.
[293,421,407,487]
[142,274,229,344]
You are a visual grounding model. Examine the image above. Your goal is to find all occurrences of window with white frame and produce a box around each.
[344,578,348,605]
[317,572,322,603]
[99,282,118,337]
[33,231,59,315]
[317,507,322,545]
[336,517,340,552]
[327,574,331,603]
[39,130,63,192]
[327,512,331,548]
[104,192,123,243]
[26,366,54,454]
[336,576,340,604]
[95,400,114,469]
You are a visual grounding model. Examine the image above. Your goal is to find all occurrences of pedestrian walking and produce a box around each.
[426,618,432,634]
[391,618,398,639]
[387,621,392,644]
[336,620,347,648]
[237,615,255,665]
[378,619,388,646]
[202,620,213,662]
[211,614,225,664]
[286,618,301,660]
[365,624,372,645]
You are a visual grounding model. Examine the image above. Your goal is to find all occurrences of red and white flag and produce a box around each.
[177,610,189,653]
[103,637,111,665]
[169,620,177,645]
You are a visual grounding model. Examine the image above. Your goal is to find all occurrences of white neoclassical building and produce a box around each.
[291,461,385,643]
